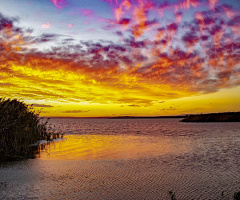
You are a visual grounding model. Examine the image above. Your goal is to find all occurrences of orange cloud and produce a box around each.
[1,4,240,112]
[114,0,131,22]
[208,0,219,9]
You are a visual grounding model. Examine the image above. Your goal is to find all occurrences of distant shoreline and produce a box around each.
[181,112,240,122]
[42,116,185,119]
[42,112,240,122]
[108,116,184,119]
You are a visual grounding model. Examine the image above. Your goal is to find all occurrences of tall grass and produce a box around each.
[0,98,58,160]
[235,191,240,200]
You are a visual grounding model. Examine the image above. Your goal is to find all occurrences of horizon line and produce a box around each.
[40,111,240,119]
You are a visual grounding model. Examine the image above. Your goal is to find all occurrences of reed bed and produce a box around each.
[0,98,62,160]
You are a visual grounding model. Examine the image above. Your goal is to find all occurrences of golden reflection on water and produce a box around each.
[37,135,191,160]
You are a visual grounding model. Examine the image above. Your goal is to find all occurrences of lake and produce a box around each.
[0,118,240,199]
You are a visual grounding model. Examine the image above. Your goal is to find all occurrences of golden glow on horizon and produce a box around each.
[1,64,199,117]
[1,63,240,117]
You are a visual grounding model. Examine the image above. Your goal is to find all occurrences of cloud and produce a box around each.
[175,12,182,23]
[117,18,131,26]
[115,31,123,36]
[0,3,240,105]
[0,13,17,30]
[35,33,60,43]
[0,82,15,87]
[208,0,219,9]
[50,0,67,9]
[31,104,54,107]
[182,32,199,47]
[128,104,141,107]
[160,106,177,111]
[63,110,90,113]
[41,22,51,29]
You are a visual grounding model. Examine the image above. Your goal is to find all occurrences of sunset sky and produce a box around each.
[0,0,240,117]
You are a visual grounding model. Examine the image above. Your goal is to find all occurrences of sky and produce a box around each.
[0,0,240,117]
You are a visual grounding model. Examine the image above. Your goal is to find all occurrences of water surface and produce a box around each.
[1,118,240,199]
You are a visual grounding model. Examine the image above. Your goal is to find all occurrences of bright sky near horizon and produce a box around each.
[0,0,240,117]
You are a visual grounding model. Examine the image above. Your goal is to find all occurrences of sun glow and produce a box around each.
[0,0,240,117]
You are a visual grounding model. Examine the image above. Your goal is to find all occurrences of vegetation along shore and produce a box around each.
[0,98,63,161]
[181,112,240,122]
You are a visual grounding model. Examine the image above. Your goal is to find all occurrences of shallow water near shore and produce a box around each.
[1,118,240,199]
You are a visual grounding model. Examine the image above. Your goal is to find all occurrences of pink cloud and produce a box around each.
[175,12,182,23]
[208,0,219,9]
[41,22,51,29]
[50,0,66,9]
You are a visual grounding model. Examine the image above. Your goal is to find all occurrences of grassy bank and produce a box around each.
[0,98,62,160]
[181,112,240,122]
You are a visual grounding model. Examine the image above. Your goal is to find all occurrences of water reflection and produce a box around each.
[1,119,240,200]
[37,134,191,160]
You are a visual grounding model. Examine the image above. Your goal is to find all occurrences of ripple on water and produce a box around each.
[1,118,240,199]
